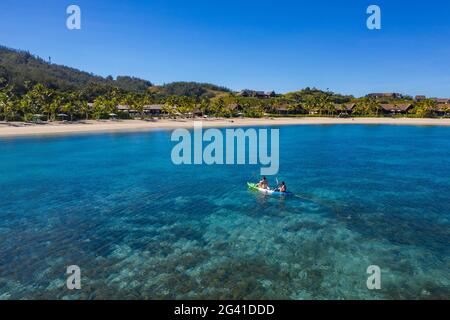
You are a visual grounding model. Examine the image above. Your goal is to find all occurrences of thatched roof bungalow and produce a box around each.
[141,104,164,115]
[275,105,291,115]
[335,103,356,113]
[117,105,130,111]
[434,104,450,116]
[381,104,413,114]
[433,98,450,105]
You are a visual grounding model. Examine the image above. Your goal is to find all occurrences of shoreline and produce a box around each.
[1,117,450,138]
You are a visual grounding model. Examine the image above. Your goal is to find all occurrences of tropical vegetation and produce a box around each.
[0,46,448,122]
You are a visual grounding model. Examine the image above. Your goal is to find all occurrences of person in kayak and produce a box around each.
[258,176,269,189]
[276,181,287,193]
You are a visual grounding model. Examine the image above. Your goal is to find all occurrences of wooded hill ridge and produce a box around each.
[0,46,230,99]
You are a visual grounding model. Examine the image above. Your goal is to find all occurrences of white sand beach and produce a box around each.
[1,117,450,138]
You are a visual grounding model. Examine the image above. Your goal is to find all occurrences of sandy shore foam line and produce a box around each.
[1,117,450,138]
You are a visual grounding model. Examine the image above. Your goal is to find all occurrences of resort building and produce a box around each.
[415,95,426,101]
[275,105,292,115]
[434,104,450,117]
[117,105,130,112]
[368,93,404,99]
[433,98,450,105]
[114,104,166,117]
[237,90,277,99]
[143,104,165,115]
[116,105,139,116]
[380,103,413,115]
[335,103,356,115]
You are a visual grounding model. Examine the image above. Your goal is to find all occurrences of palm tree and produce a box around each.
[162,102,176,118]
[365,97,382,116]
[354,97,379,116]
[288,102,306,115]
[3,99,17,121]
[302,97,317,115]
[92,95,108,120]
[78,100,90,120]
[95,89,120,118]
[121,93,136,118]
[48,95,63,121]
[32,84,53,119]
[325,101,336,116]
[0,85,15,121]
[317,96,326,116]
[413,99,436,118]
[72,91,88,120]
[19,84,51,119]
[244,104,264,118]
[441,104,450,117]
[211,98,226,117]
[106,97,119,116]
[199,97,210,117]
[131,94,144,119]
[20,92,35,120]
[139,94,152,119]
[178,96,195,118]
[260,98,275,114]
[316,93,335,116]
[60,93,78,122]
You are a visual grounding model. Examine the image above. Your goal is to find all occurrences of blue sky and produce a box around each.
[1,0,450,97]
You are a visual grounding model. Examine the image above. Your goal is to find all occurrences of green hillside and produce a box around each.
[0,46,232,99]
[0,46,153,94]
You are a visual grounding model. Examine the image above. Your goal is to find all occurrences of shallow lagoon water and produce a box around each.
[0,125,448,299]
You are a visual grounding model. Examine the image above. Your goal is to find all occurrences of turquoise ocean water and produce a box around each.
[0,124,448,299]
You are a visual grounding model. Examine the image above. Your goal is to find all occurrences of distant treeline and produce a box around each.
[0,45,447,122]
[0,46,229,100]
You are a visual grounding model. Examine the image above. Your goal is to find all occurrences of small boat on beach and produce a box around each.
[247,182,293,196]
